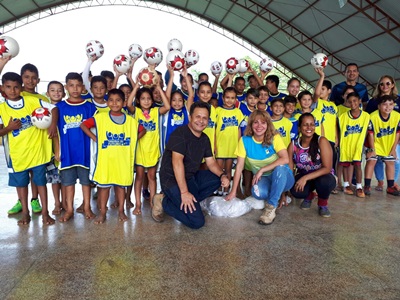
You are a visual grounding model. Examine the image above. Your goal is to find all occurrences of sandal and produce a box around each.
[375,180,384,191]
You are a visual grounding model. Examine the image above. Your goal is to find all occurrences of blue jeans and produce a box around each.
[374,144,400,182]
[251,165,294,208]
[162,170,221,229]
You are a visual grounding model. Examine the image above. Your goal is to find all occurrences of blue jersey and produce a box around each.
[164,106,189,146]
[330,82,369,106]
[57,100,97,169]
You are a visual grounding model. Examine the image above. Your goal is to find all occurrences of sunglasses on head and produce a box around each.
[380,82,392,86]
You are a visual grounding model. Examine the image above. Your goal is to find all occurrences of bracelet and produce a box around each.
[219,172,226,179]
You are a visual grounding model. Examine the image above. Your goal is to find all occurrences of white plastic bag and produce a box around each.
[200,196,252,218]
[244,196,265,210]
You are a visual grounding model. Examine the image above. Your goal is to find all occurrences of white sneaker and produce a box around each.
[258,204,276,225]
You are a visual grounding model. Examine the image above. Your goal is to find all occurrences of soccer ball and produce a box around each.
[167,38,182,51]
[185,49,199,68]
[311,53,328,68]
[166,50,185,71]
[143,47,163,66]
[238,59,249,73]
[31,107,52,130]
[138,67,158,88]
[210,61,223,75]
[113,55,131,73]
[259,58,275,72]
[0,36,19,58]
[128,44,143,59]
[85,40,104,60]
[225,57,240,74]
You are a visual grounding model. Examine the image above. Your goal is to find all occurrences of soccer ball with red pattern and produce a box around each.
[128,44,143,59]
[225,57,240,74]
[167,38,182,51]
[113,55,131,73]
[138,67,158,88]
[144,47,163,66]
[85,40,104,60]
[0,36,19,58]
[259,58,275,72]
[311,53,328,69]
[31,107,52,130]
[185,49,199,68]
[166,50,185,71]
[238,59,249,73]
[210,61,223,75]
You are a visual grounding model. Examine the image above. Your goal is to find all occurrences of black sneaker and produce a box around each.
[300,199,312,210]
[142,189,150,200]
[319,206,331,218]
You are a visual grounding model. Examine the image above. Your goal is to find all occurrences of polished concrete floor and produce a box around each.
[1,149,400,299]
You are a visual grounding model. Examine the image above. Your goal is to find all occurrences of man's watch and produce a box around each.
[366,148,375,153]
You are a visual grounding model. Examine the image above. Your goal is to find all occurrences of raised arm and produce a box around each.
[0,56,11,75]
[158,81,171,115]
[313,68,325,102]
[82,58,94,96]
[165,65,175,102]
[126,83,139,115]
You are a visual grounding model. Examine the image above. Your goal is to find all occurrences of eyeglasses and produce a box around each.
[380,82,392,87]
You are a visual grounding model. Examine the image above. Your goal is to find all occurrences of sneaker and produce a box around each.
[364,186,371,196]
[31,198,42,213]
[258,204,276,225]
[356,188,365,198]
[151,194,164,222]
[319,206,331,218]
[300,199,312,210]
[344,186,354,195]
[142,189,150,200]
[386,186,400,196]
[375,180,384,191]
[8,200,22,215]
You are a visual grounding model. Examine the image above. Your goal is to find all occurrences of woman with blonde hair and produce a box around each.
[225,110,294,225]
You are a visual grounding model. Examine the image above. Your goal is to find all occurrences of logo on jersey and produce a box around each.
[207,119,215,129]
[139,119,156,131]
[63,114,83,134]
[102,131,130,149]
[170,113,184,126]
[12,115,33,137]
[321,104,336,115]
[221,116,239,131]
[344,124,363,137]
[276,126,287,137]
[377,126,395,138]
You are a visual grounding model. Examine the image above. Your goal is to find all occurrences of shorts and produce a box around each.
[60,166,90,186]
[339,161,362,167]
[9,165,47,187]
[367,155,396,162]
[46,162,61,184]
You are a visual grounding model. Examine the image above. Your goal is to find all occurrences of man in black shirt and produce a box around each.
[153,102,230,229]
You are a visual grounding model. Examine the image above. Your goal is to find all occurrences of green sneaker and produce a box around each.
[31,198,42,213]
[8,200,22,215]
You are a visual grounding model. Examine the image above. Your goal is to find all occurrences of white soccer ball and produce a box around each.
[85,40,104,60]
[225,57,240,74]
[113,55,131,73]
[185,49,199,68]
[167,38,182,51]
[0,36,19,58]
[210,61,223,75]
[138,67,158,88]
[143,47,163,66]
[238,59,249,73]
[259,58,276,72]
[128,44,143,59]
[31,107,52,130]
[166,50,185,71]
[311,53,328,69]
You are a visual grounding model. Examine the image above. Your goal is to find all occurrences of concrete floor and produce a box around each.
[1,146,400,299]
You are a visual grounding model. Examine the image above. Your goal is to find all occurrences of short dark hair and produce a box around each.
[198,81,212,92]
[198,73,208,80]
[47,80,63,91]
[100,70,115,80]
[247,75,255,82]
[107,88,125,100]
[257,85,268,93]
[223,86,237,97]
[180,73,193,84]
[234,77,245,85]
[189,101,211,116]
[91,75,107,88]
[270,98,284,107]
[118,83,132,91]
[246,88,259,98]
[20,63,39,77]
[65,72,83,83]
[345,63,359,72]
[297,90,312,101]
[346,91,360,100]
[284,95,297,105]
[378,94,396,105]
[266,75,279,88]
[2,72,22,85]
[322,80,332,90]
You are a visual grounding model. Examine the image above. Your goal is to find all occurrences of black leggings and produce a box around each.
[290,173,336,200]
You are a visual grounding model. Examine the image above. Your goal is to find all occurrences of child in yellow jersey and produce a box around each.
[295,90,325,136]
[127,81,170,215]
[81,89,145,223]
[363,95,400,196]
[0,72,57,225]
[338,92,370,198]
[46,81,65,215]
[215,87,244,195]
[270,98,294,148]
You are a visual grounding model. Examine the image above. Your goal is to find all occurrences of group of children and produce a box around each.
[0,54,399,226]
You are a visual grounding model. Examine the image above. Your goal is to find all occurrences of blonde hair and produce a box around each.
[244,110,277,146]
[372,75,398,98]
